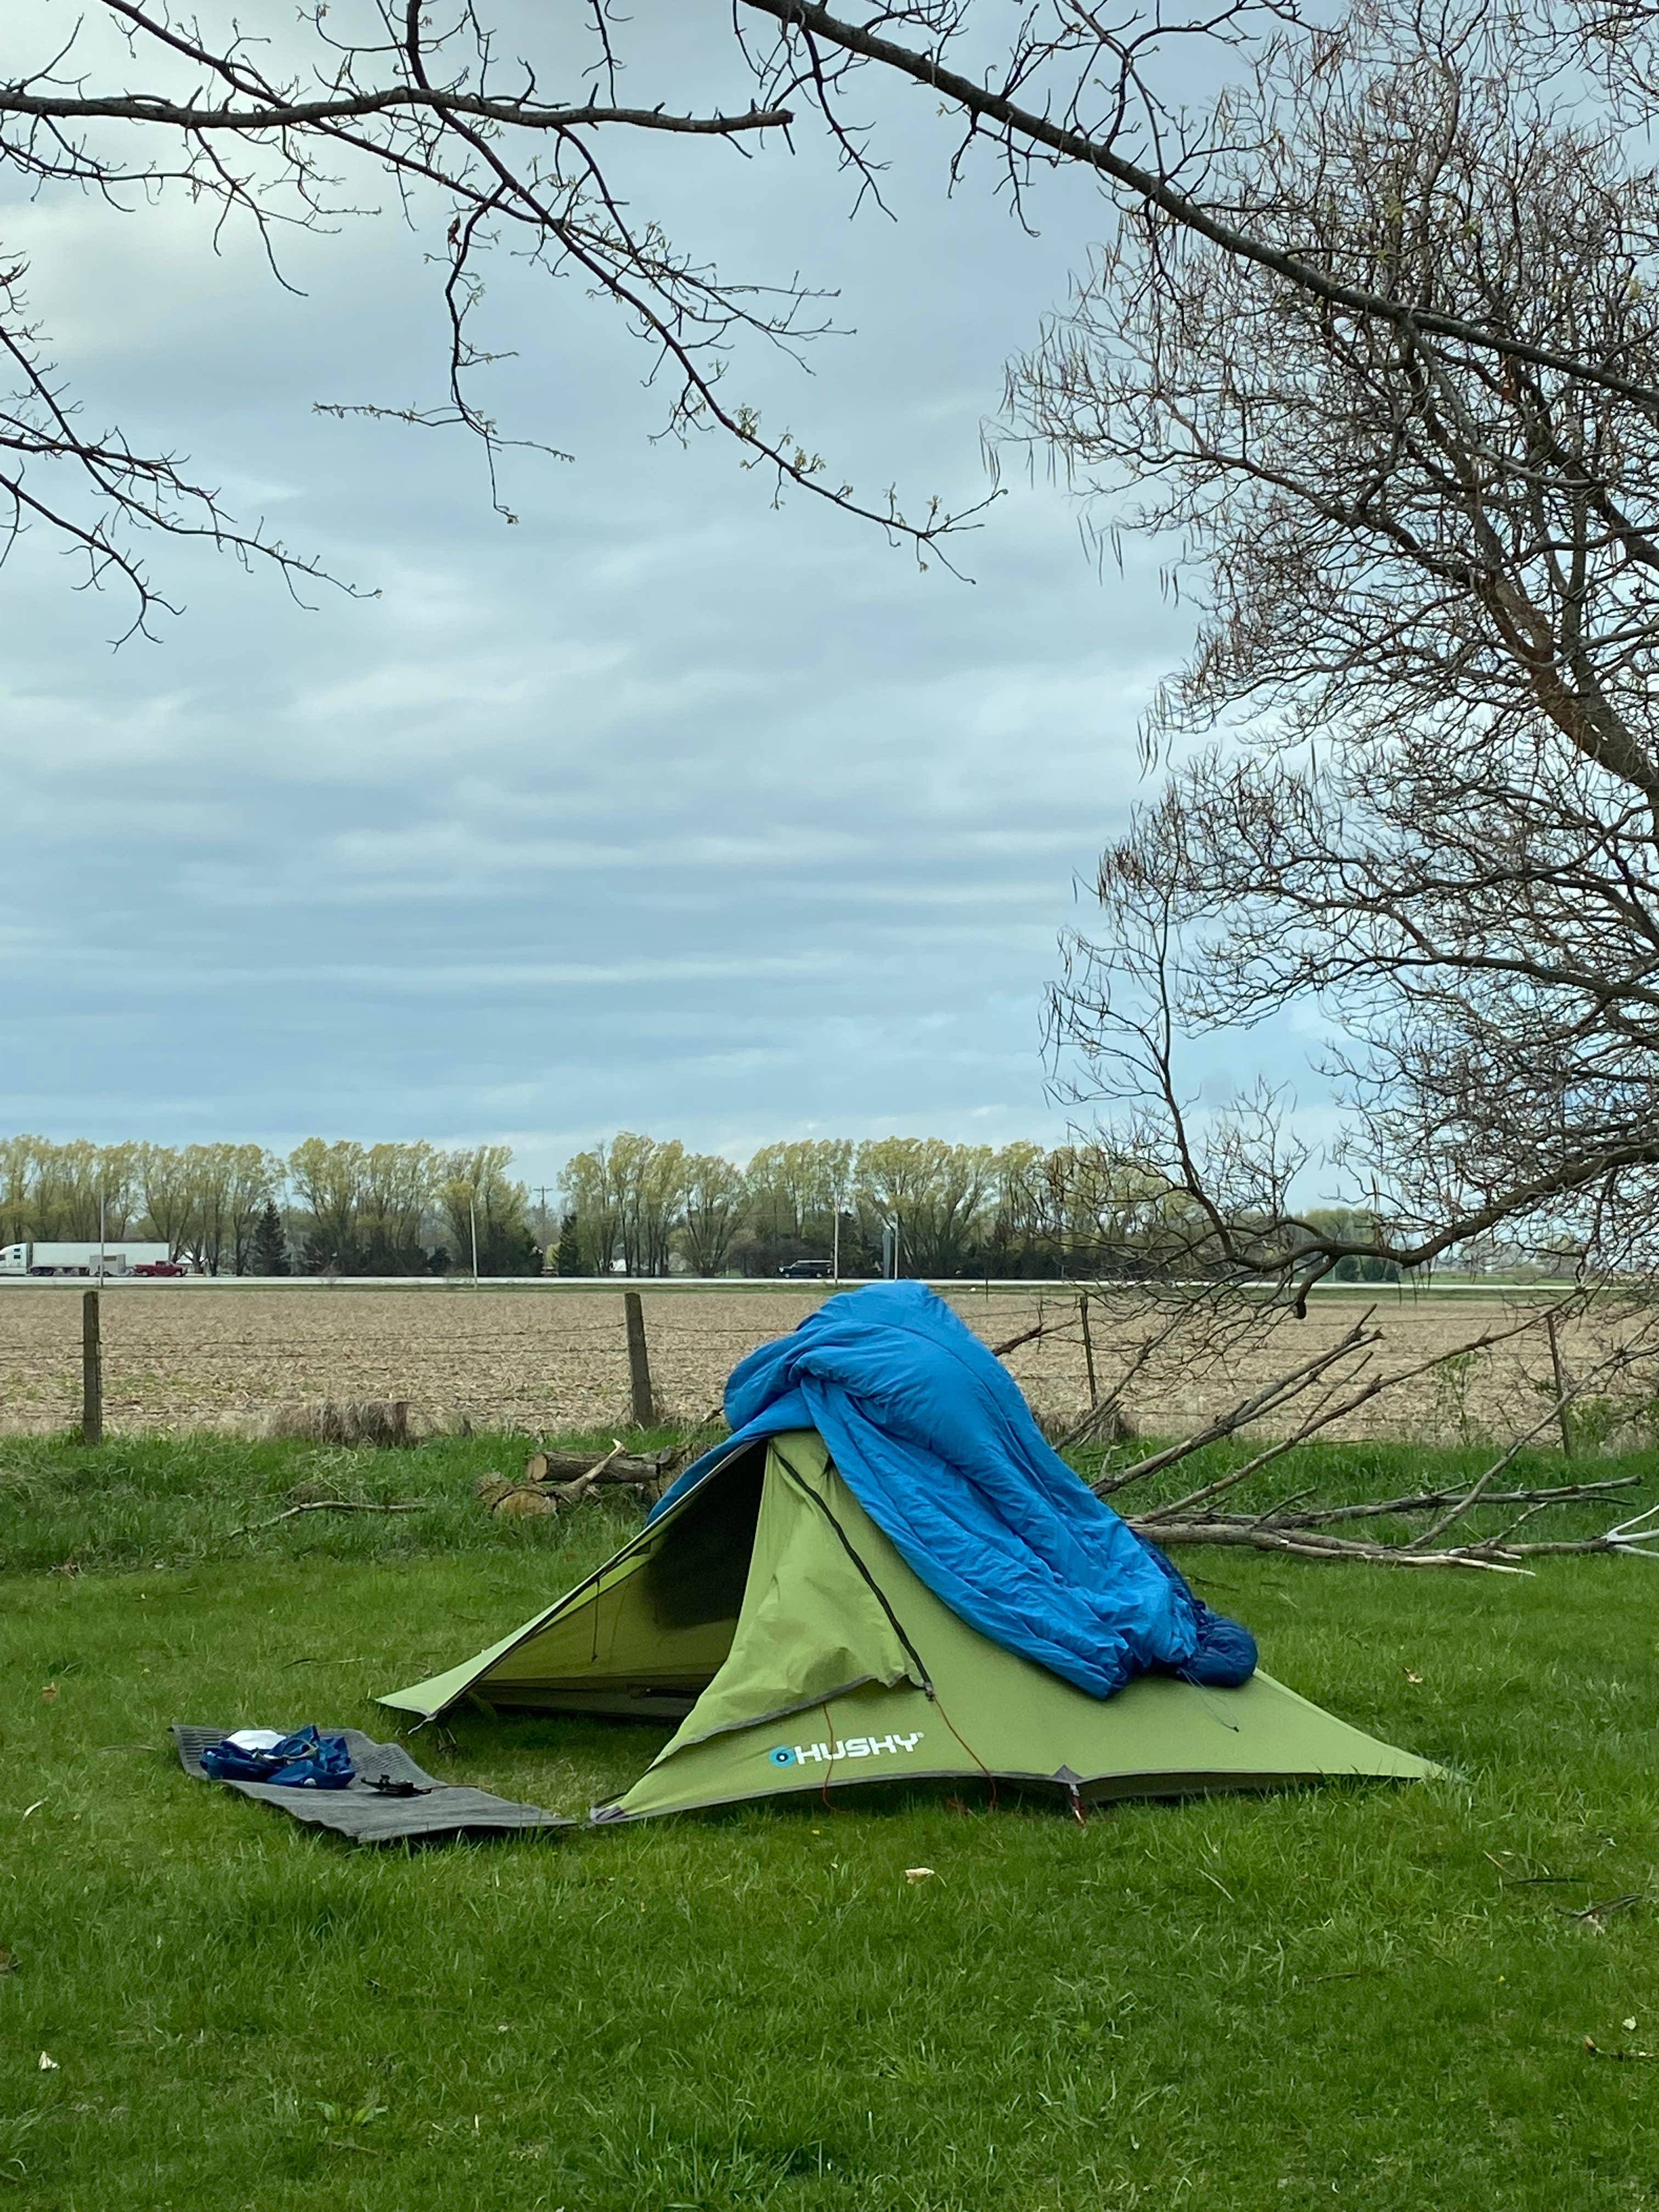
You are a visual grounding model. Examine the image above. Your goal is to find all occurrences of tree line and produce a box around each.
[555,1135,1401,1280]
[1,1130,1410,1280]
[0,1138,540,1277]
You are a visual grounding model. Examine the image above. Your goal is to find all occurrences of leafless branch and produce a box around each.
[742,0,1659,407]
[222,1497,429,1541]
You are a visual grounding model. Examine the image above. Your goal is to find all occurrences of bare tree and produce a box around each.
[12,1,1659,637]
[1010,2,1659,1294]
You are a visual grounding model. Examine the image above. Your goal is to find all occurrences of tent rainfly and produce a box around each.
[382,1288,1432,1824]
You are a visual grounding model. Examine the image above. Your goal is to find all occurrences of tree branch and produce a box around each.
[743,0,1659,407]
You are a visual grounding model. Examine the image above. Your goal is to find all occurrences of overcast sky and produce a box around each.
[2,6,1286,1188]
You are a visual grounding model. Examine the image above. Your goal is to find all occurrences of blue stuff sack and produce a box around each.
[199,1727,355,1790]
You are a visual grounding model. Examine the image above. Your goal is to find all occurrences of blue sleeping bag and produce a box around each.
[652,1279,1255,1699]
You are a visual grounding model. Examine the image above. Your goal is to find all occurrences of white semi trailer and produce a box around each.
[0,1240,179,1277]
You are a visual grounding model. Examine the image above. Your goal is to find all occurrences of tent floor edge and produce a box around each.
[592,1760,1441,1827]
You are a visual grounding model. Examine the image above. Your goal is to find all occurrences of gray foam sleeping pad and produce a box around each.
[173,1725,571,1843]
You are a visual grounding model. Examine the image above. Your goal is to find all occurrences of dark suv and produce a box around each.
[776,1259,833,1280]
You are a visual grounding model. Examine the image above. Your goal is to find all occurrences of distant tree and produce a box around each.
[560,1134,685,1275]
[555,1215,583,1278]
[560,1148,620,1274]
[679,1155,749,1276]
[250,1199,291,1277]
[301,1233,338,1276]
[11,1138,138,1240]
[183,1143,279,1274]
[851,1139,996,1277]
[439,1144,540,1276]
[615,1134,688,1276]
[288,1139,369,1272]
[980,1143,1047,1277]
[137,1143,196,1261]
[0,1136,33,1246]
[739,1140,853,1273]
[356,1141,441,1274]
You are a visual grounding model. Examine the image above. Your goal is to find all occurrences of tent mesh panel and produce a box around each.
[645,1443,766,1628]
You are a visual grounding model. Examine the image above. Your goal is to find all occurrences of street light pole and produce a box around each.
[469,1196,479,1285]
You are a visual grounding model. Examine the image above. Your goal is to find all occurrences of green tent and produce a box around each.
[381,1430,1434,1822]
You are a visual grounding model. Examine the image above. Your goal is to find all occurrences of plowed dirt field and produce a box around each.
[0,1282,1606,1443]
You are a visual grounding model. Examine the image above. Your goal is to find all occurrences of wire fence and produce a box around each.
[0,1280,1590,1445]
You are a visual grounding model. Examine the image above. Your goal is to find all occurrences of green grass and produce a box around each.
[5,1425,1652,1579]
[0,1427,665,1578]
[2,1428,1658,2210]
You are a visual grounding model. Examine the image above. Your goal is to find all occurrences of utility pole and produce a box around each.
[97,1188,106,1283]
[469,1195,479,1284]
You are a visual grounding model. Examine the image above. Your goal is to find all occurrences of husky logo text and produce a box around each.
[768,1733,924,1769]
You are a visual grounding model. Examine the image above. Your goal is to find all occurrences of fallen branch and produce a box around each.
[1097,1316,1383,1496]
[479,1439,664,1518]
[991,1304,1057,1359]
[548,1441,628,1506]
[520,1415,723,1502]
[1107,1301,1618,1520]
[1142,1497,1659,1570]
[1137,1518,1539,1571]
[664,1407,726,1469]
[1150,1476,1641,1535]
[1283,1475,1642,1527]
[224,1499,429,1541]
[1056,1293,1219,1451]
[1402,1388,1579,1550]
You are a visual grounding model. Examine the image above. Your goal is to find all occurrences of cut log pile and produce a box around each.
[475,1440,690,1519]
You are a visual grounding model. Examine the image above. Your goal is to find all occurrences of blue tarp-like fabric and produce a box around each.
[652,1280,1256,1699]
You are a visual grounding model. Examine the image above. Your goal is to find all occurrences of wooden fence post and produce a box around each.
[1079,1292,1098,1407]
[81,1289,103,1446]
[1545,1308,1573,1458]
[623,1290,656,1429]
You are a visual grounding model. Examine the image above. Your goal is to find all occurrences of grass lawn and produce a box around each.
[1,1427,1657,2210]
